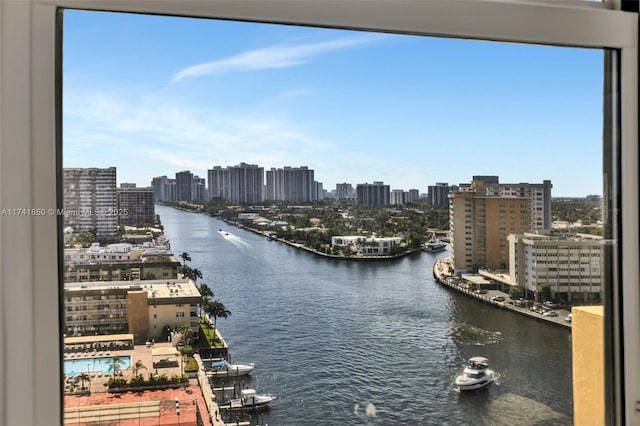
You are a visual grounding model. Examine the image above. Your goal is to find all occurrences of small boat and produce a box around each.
[219,389,275,411]
[455,357,494,391]
[205,359,255,378]
[424,237,447,252]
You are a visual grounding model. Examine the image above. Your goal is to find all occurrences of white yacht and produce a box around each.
[204,359,255,378]
[455,357,494,391]
[424,237,447,252]
[219,389,275,411]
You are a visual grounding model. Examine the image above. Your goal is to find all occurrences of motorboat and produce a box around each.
[219,389,275,411]
[455,357,494,391]
[205,359,255,378]
[424,237,447,252]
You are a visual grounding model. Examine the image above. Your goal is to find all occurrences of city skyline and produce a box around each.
[64,10,603,197]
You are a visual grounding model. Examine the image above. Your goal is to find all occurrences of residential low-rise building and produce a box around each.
[508,232,604,303]
[64,279,201,344]
[331,235,403,256]
[63,242,180,282]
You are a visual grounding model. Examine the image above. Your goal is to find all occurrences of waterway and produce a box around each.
[157,205,573,425]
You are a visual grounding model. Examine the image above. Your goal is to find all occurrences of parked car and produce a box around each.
[543,311,558,317]
[543,301,558,309]
[565,313,573,323]
[491,296,505,302]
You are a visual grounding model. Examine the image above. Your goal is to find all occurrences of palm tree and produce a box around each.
[198,283,214,299]
[108,355,126,380]
[191,267,203,284]
[77,372,91,391]
[133,360,147,377]
[179,251,191,266]
[179,324,193,345]
[204,299,231,340]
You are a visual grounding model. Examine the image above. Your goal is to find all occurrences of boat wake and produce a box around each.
[218,230,249,248]
[450,323,503,346]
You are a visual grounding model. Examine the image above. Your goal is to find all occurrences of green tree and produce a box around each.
[179,324,193,345]
[509,286,524,300]
[133,360,147,377]
[203,299,231,339]
[108,355,126,380]
[198,283,214,299]
[179,252,191,265]
[77,372,90,391]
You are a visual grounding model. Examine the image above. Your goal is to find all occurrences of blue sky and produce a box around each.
[63,10,604,197]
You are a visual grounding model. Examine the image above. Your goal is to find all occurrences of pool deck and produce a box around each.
[64,342,225,426]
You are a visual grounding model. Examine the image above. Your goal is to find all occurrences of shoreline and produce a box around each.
[432,257,572,330]
[222,218,423,261]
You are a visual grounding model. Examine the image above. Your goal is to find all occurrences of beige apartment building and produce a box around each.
[509,232,604,303]
[64,279,201,344]
[450,177,534,272]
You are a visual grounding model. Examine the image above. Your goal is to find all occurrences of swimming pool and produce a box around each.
[64,355,131,375]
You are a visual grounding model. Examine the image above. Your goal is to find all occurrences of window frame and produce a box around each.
[0,0,637,425]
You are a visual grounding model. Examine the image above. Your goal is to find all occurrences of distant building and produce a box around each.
[265,166,315,202]
[356,181,390,206]
[427,183,455,207]
[117,184,155,226]
[151,175,176,202]
[331,236,403,256]
[63,279,201,344]
[335,183,355,201]
[192,176,206,201]
[63,167,118,240]
[175,170,193,202]
[406,189,420,204]
[509,232,604,303]
[207,163,264,204]
[390,189,405,205]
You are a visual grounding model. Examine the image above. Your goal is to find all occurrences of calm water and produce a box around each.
[157,205,573,425]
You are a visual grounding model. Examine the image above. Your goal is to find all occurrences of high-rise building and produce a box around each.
[335,183,355,201]
[151,175,176,202]
[265,166,315,202]
[207,163,264,204]
[406,189,420,204]
[175,171,193,202]
[117,184,155,226]
[449,176,553,272]
[63,167,118,240]
[192,176,206,201]
[356,181,390,206]
[390,189,405,205]
[427,183,455,207]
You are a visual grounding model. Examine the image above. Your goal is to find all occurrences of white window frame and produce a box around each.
[0,0,637,425]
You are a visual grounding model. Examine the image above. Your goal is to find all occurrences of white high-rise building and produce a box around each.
[63,167,118,240]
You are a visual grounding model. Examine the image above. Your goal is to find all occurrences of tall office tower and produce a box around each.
[207,166,225,200]
[265,166,315,202]
[335,183,355,201]
[192,176,206,201]
[175,170,193,202]
[151,175,176,202]
[226,163,264,204]
[356,181,390,206]
[449,176,551,272]
[117,184,155,226]
[63,167,118,239]
[390,189,405,205]
[427,182,454,207]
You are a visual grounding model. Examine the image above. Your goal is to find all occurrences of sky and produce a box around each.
[63,10,604,197]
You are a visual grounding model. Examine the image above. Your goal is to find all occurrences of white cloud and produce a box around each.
[172,36,378,82]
